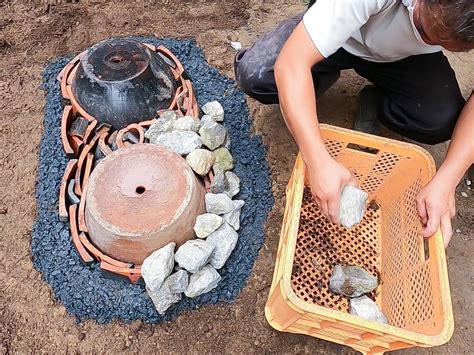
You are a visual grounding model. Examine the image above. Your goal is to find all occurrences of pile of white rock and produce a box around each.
[141,101,244,315]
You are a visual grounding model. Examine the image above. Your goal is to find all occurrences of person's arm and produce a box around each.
[274,23,356,223]
[417,93,474,247]
[274,0,385,223]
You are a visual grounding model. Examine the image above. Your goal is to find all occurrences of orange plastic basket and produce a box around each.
[265,124,453,354]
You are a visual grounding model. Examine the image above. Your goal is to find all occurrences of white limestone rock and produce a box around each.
[205,193,234,215]
[329,264,378,298]
[200,114,215,126]
[206,222,239,269]
[141,242,176,291]
[199,119,227,150]
[166,270,189,294]
[184,265,221,298]
[186,149,215,176]
[202,101,224,122]
[174,239,215,273]
[174,115,201,132]
[223,200,244,230]
[339,185,368,228]
[145,115,176,138]
[194,213,224,239]
[350,296,388,324]
[146,278,181,315]
[149,130,202,156]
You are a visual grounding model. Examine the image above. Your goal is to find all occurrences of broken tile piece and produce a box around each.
[184,265,221,298]
[329,264,378,298]
[349,296,388,324]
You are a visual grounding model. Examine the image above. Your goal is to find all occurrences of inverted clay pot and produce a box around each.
[84,144,205,265]
[72,38,177,130]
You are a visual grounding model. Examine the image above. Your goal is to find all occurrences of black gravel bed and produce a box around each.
[32,37,274,323]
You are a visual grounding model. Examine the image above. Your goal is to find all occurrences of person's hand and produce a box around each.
[416,175,456,248]
[307,156,358,224]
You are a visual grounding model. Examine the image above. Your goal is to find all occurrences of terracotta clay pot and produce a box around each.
[84,144,205,265]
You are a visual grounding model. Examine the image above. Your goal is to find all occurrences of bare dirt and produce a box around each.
[1,1,472,354]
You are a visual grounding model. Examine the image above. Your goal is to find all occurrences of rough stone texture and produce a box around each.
[200,114,215,126]
[145,115,176,138]
[202,101,224,122]
[205,193,234,215]
[160,110,179,121]
[206,222,239,269]
[174,239,215,273]
[213,147,234,172]
[149,130,202,156]
[339,185,368,229]
[223,200,245,230]
[186,149,215,176]
[199,119,227,150]
[33,38,274,323]
[329,265,379,298]
[141,242,176,291]
[184,265,221,298]
[146,281,181,315]
[349,296,388,324]
[166,270,189,294]
[194,213,224,239]
[224,171,240,198]
[210,170,228,194]
[174,115,201,132]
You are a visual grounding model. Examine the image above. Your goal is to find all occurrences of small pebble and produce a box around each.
[461,192,468,198]
[466,179,471,186]
[456,229,461,233]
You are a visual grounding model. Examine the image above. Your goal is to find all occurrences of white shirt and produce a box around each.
[303,0,443,62]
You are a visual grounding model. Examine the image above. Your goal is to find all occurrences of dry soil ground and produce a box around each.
[1,1,473,354]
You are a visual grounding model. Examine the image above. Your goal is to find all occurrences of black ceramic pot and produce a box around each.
[72,38,177,129]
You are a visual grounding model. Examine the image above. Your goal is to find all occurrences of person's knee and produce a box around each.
[415,99,463,144]
[234,50,255,95]
[234,49,278,104]
[382,93,464,144]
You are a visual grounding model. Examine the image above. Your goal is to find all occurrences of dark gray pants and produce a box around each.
[234,13,465,144]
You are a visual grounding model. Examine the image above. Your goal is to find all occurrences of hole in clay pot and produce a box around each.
[136,186,146,194]
[110,56,122,64]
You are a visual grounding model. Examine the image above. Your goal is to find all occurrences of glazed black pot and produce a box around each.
[72,38,177,129]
